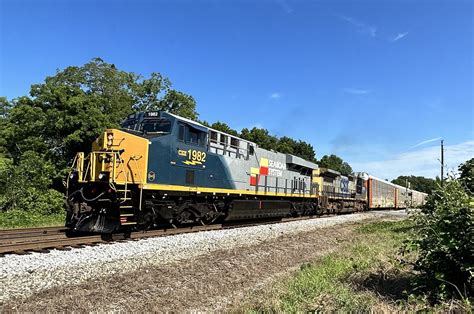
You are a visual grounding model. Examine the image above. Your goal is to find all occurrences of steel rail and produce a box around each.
[0,226,66,236]
[0,224,225,255]
[0,211,374,256]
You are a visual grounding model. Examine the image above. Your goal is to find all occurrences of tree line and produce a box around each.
[391,175,437,194]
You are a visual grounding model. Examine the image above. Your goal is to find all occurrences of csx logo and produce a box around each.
[340,179,349,193]
[179,149,206,166]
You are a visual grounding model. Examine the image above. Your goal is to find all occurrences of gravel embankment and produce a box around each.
[0,210,406,304]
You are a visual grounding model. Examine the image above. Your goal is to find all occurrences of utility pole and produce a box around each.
[440,139,444,186]
[405,178,409,208]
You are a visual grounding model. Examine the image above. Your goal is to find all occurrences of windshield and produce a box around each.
[141,118,172,134]
[121,118,140,131]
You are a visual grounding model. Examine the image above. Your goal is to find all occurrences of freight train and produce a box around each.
[65,111,427,234]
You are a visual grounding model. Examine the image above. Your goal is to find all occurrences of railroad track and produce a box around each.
[0,224,227,256]
[0,226,67,241]
[0,213,351,256]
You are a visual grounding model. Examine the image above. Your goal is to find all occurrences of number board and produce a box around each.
[145,111,160,117]
[178,149,207,166]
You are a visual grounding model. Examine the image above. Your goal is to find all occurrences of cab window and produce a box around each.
[188,127,200,144]
[220,134,227,145]
[141,118,172,134]
[181,124,206,146]
[121,118,139,131]
[230,137,239,148]
[178,123,185,141]
[210,131,218,142]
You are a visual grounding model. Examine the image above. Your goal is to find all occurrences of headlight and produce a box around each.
[69,171,79,182]
[107,133,114,146]
[98,171,110,182]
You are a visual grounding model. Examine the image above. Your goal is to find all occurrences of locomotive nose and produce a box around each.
[89,128,149,185]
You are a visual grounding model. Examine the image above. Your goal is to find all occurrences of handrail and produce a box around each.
[66,154,79,191]
[83,154,91,181]
[130,156,144,210]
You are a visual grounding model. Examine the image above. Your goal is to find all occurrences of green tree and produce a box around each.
[155,90,198,120]
[0,97,12,157]
[276,136,296,155]
[459,158,474,194]
[1,58,197,169]
[129,72,171,111]
[292,140,317,163]
[276,136,316,162]
[392,175,437,194]
[240,127,279,151]
[318,154,353,175]
[403,179,473,300]
[0,151,63,213]
[209,121,239,136]
[0,96,10,120]
[1,97,54,164]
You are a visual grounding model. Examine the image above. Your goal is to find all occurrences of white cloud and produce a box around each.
[269,92,281,100]
[276,0,293,14]
[410,137,442,149]
[343,88,371,95]
[338,14,377,37]
[351,140,474,180]
[391,32,409,42]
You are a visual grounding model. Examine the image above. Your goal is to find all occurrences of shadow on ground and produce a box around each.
[353,268,416,301]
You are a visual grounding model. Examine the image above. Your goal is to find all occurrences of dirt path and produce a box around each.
[2,218,399,312]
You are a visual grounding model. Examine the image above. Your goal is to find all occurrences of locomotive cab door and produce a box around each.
[174,122,208,187]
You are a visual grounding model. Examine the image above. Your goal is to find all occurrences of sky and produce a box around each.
[1,0,473,180]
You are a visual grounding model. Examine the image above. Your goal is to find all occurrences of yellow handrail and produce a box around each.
[131,156,144,210]
[68,150,147,208]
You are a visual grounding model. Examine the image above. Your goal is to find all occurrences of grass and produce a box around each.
[0,210,65,229]
[246,219,471,312]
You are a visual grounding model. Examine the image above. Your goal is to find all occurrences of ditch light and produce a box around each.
[98,171,110,182]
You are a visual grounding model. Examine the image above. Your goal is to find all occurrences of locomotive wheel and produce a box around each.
[176,209,196,225]
[138,211,156,230]
[200,210,220,225]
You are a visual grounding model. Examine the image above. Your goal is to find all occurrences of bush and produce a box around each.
[0,209,65,228]
[459,158,474,194]
[0,151,64,214]
[403,179,473,301]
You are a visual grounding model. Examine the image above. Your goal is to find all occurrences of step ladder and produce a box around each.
[112,152,145,227]
[117,188,137,226]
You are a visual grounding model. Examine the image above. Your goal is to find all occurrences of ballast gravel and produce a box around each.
[0,210,405,303]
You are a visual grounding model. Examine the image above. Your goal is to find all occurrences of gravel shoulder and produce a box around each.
[1,210,407,311]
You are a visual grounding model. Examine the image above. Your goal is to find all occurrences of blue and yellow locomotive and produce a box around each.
[65,111,405,234]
